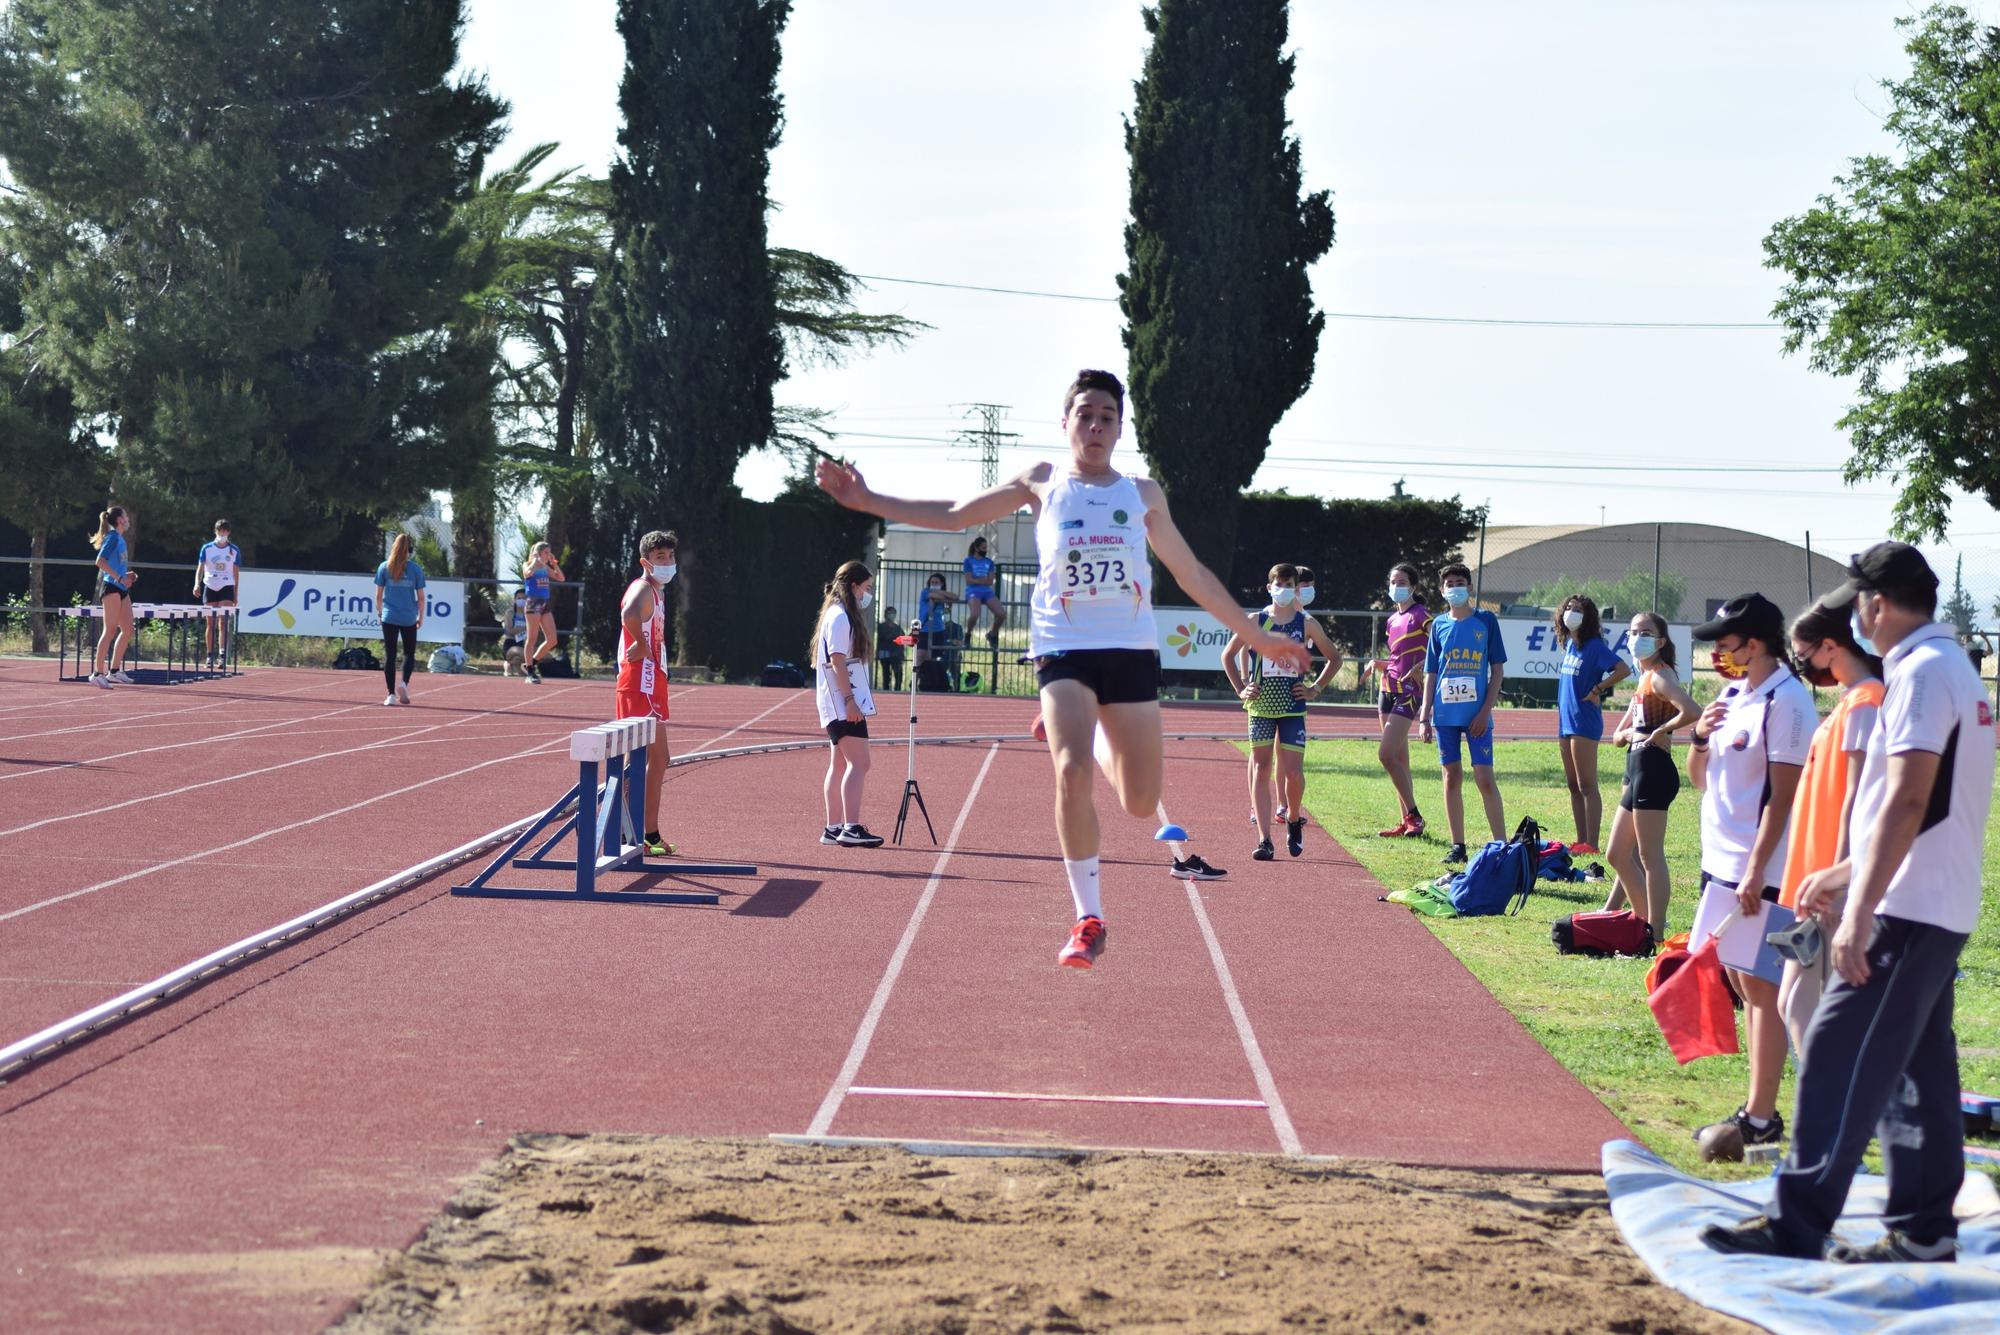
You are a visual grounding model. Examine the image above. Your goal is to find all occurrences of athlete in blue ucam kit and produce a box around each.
[1419,561,1508,865]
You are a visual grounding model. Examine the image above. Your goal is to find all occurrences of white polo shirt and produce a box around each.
[1698,661,1817,886]
[1851,622,1997,933]
[814,604,877,728]
[198,540,240,590]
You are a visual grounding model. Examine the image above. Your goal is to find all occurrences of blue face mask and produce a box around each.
[857,590,873,611]
[1389,583,1413,604]
[1269,585,1297,607]
[1297,585,1315,608]
[1443,585,1470,607]
[1629,634,1658,662]
[1851,609,1878,658]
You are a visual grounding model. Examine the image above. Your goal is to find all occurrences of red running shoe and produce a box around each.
[1378,814,1414,838]
[1405,812,1427,839]
[1571,841,1601,856]
[1059,915,1107,968]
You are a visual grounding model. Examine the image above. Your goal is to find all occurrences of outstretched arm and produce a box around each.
[816,458,1037,532]
[1137,480,1309,672]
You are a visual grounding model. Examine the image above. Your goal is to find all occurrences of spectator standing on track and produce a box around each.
[1222,563,1342,861]
[1686,593,1815,1157]
[1554,594,1629,854]
[875,604,905,692]
[372,533,425,707]
[87,506,137,688]
[963,536,1006,646]
[815,368,1307,968]
[1374,563,1430,839]
[813,560,885,848]
[500,588,529,676]
[520,542,566,684]
[1600,612,1698,938]
[1419,563,1507,865]
[1706,543,1994,1264]
[614,530,677,857]
[1772,600,1883,1057]
[191,519,240,669]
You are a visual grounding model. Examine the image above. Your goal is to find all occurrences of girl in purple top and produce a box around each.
[1374,562,1429,837]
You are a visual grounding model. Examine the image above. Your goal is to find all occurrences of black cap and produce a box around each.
[1693,592,1785,645]
[1820,541,1938,609]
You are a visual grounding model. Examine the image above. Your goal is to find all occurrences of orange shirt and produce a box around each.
[1777,679,1885,907]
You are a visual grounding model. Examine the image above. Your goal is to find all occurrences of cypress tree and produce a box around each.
[590,0,791,666]
[1120,0,1334,589]
[0,1,505,560]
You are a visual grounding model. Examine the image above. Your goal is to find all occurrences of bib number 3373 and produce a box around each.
[1063,557,1128,589]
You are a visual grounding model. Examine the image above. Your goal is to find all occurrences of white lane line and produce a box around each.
[0,736,572,924]
[806,743,1001,1138]
[1182,879,1303,1156]
[0,675,343,742]
[0,685,580,840]
[849,1086,1267,1109]
[685,689,808,753]
[0,702,378,783]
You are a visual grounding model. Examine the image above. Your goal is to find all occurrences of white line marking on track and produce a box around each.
[0,736,572,923]
[1182,879,1303,1156]
[0,701,381,783]
[849,1086,1268,1109]
[0,686,579,840]
[806,743,1001,1138]
[0,675,344,742]
[685,689,807,753]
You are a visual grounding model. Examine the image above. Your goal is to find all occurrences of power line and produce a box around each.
[852,272,1781,330]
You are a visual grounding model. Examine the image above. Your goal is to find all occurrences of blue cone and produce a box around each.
[1154,823,1188,843]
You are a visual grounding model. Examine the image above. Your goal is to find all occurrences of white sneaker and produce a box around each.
[396,684,411,704]
[111,670,136,685]
[90,673,115,689]
[383,694,399,706]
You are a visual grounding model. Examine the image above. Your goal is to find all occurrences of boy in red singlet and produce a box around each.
[615,530,677,855]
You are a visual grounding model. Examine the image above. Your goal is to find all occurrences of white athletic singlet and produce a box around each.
[1029,472,1154,656]
[616,576,668,700]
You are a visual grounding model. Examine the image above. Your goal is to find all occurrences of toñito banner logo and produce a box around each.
[239,570,465,644]
[1152,608,1249,671]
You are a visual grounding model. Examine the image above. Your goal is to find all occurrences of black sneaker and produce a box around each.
[836,824,885,848]
[1252,838,1276,862]
[1286,818,1305,857]
[1825,1230,1956,1264]
[1699,1215,1821,1260]
[1731,1105,1785,1147]
[1170,854,1227,880]
[819,825,842,845]
[1443,843,1468,866]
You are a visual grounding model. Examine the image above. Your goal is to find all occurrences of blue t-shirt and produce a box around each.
[963,554,996,588]
[920,587,950,633]
[1424,610,1507,728]
[99,530,129,583]
[1558,636,1622,738]
[375,561,426,626]
[524,565,552,600]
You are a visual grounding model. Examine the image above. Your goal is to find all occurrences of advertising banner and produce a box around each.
[237,569,466,644]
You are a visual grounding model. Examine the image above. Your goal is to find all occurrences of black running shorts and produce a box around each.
[202,585,237,605]
[825,719,870,743]
[1033,648,1160,705]
[1619,740,1681,811]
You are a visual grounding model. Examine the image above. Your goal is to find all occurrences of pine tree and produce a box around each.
[590,0,791,666]
[0,1,505,561]
[1943,554,1978,635]
[1120,0,1334,588]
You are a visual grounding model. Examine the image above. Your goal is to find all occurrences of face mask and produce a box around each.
[857,591,873,610]
[1713,644,1748,680]
[1563,609,1585,631]
[1298,585,1315,608]
[1851,610,1878,658]
[1629,634,1658,662]
[929,583,943,593]
[1269,585,1297,607]
[1803,661,1838,688]
[1389,583,1413,604]
[1443,585,1470,608]
[648,560,676,585]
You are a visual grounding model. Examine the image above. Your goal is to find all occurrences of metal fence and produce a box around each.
[871,558,1038,695]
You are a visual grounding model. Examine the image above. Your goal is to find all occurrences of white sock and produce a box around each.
[1063,855,1102,920]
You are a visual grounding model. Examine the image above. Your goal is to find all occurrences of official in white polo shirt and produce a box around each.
[1704,542,1995,1263]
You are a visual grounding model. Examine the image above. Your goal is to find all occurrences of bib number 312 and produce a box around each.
[1439,676,1479,706]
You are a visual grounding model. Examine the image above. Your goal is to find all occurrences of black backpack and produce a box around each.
[537,650,578,679]
[915,657,952,693]
[760,660,805,688]
[332,645,380,671]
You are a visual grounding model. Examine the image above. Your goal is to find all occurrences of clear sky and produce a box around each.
[458,0,2000,612]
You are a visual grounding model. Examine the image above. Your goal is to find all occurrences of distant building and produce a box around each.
[1472,522,1848,621]
[880,512,1035,569]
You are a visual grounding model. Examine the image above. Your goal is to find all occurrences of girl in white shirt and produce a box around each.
[813,560,883,848]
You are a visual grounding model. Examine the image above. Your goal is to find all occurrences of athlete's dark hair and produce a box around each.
[1061,368,1125,418]
[1439,562,1472,585]
[928,571,948,588]
[1552,593,1602,649]
[1267,562,1299,584]
[213,518,230,531]
[1790,600,1883,681]
[811,560,874,665]
[1630,611,1677,670]
[88,506,126,550]
[639,530,677,556]
[1295,565,1316,585]
[967,535,988,555]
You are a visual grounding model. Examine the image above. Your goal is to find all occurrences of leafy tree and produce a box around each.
[1120,0,1335,590]
[1524,563,1687,621]
[0,0,505,562]
[1763,5,2000,539]
[1943,553,1978,633]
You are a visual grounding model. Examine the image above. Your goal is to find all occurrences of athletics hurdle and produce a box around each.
[57,604,240,684]
[451,717,757,905]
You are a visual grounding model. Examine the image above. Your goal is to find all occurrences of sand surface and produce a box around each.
[336,1136,1747,1334]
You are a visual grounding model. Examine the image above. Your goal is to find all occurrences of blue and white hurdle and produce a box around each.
[451,717,757,905]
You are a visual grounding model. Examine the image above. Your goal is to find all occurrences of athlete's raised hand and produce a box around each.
[814,458,873,512]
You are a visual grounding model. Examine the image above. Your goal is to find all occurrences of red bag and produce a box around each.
[1647,937,1740,1064]
[1552,909,1654,956]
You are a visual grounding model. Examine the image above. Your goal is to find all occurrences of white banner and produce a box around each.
[1154,607,1691,680]
[237,569,466,644]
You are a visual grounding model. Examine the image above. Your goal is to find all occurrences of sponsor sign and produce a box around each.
[238,569,466,644]
[1155,607,1254,673]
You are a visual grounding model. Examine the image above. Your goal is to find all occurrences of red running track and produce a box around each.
[0,659,1612,1333]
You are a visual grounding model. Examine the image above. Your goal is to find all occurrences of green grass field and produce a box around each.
[1285,734,2000,1178]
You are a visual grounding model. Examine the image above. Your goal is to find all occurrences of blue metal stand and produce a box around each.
[451,742,756,905]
